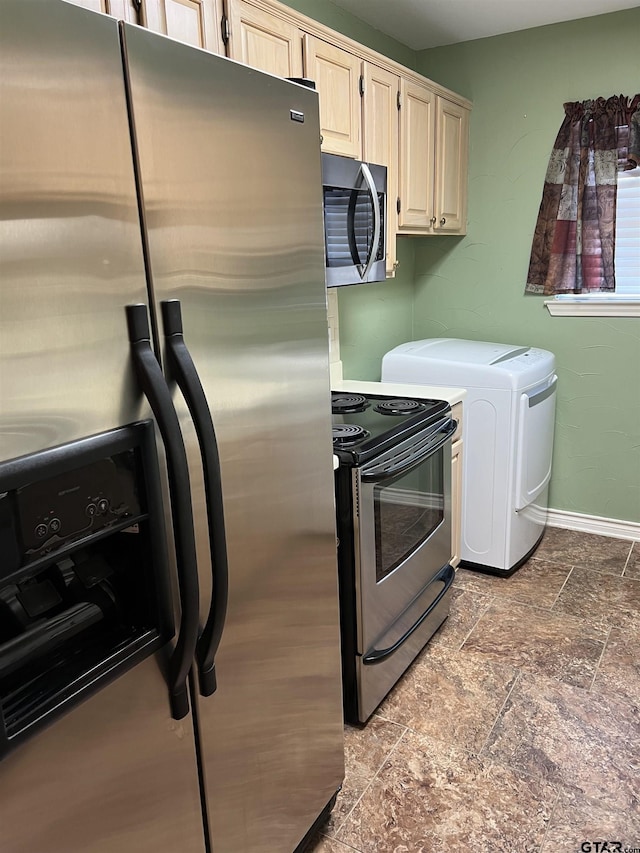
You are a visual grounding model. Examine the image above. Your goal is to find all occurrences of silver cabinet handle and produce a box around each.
[358,162,381,281]
[440,217,446,226]
[430,216,436,225]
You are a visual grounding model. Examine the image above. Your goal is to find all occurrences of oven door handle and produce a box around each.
[360,418,456,483]
[362,564,455,665]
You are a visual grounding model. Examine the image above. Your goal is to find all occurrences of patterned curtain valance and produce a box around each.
[525,93,640,296]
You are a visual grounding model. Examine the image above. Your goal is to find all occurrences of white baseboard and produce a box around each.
[546,508,640,542]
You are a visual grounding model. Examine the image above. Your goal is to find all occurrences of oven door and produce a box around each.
[353,417,455,658]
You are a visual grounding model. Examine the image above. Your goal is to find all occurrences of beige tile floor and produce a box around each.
[309,528,640,853]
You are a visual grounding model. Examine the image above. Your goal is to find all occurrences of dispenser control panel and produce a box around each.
[17,453,141,556]
[0,426,150,582]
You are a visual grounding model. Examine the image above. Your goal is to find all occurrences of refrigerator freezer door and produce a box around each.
[0,4,205,850]
[123,26,345,852]
[0,2,146,462]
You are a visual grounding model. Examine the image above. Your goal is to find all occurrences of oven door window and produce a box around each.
[373,452,444,583]
[323,186,385,269]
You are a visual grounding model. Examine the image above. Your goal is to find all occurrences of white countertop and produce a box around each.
[332,378,466,407]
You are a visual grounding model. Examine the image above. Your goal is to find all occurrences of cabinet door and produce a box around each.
[303,35,361,158]
[451,438,463,568]
[434,97,469,234]
[63,0,108,10]
[63,0,139,20]
[113,0,139,20]
[363,63,399,276]
[144,0,223,53]
[398,78,434,231]
[227,1,302,78]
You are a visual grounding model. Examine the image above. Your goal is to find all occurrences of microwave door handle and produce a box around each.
[359,162,381,281]
[346,185,361,267]
[161,300,229,699]
[126,304,200,720]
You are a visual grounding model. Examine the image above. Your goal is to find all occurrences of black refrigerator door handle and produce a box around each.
[161,299,229,698]
[126,304,200,720]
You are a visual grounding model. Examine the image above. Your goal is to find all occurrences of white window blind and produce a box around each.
[615,164,640,295]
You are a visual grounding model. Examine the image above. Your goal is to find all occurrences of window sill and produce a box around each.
[544,299,640,317]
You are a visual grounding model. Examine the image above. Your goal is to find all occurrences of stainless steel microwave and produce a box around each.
[321,152,387,287]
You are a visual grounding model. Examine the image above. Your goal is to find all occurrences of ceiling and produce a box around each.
[328,0,640,50]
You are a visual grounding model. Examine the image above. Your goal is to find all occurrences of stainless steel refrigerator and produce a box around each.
[0,2,344,851]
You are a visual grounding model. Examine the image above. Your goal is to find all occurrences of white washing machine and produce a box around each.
[382,338,557,575]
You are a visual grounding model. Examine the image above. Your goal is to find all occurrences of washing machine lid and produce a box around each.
[395,338,527,364]
[382,338,556,390]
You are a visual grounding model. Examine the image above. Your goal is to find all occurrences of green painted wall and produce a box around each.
[280,2,639,522]
[415,8,640,523]
[337,237,415,378]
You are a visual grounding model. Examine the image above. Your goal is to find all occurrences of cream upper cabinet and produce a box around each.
[362,64,400,275]
[303,35,362,159]
[220,0,470,253]
[398,78,435,231]
[434,96,469,233]
[63,0,139,17]
[144,0,223,53]
[63,0,217,40]
[398,78,469,235]
[111,0,139,20]
[227,0,302,77]
[63,0,108,11]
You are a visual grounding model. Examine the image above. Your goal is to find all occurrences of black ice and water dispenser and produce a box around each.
[0,421,173,758]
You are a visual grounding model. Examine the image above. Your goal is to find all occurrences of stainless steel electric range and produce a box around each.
[332,391,457,723]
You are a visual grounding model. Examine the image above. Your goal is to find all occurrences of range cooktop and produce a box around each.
[331,391,450,465]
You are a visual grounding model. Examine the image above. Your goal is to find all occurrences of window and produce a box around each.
[546,165,639,316]
[547,164,640,314]
[527,95,639,316]
[614,164,640,296]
